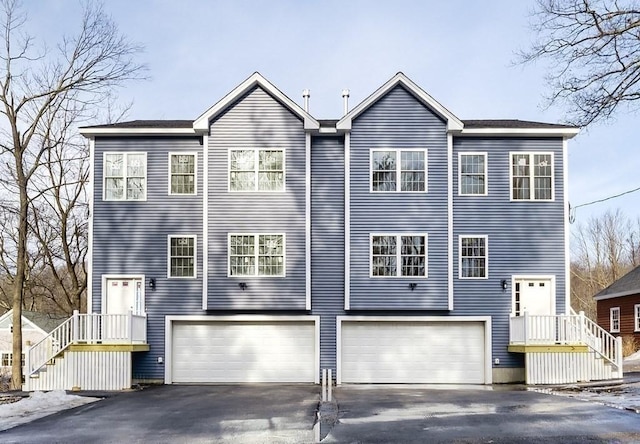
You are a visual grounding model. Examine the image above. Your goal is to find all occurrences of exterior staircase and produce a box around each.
[509,310,623,384]
[24,310,148,391]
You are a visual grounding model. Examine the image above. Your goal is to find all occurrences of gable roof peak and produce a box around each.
[193,72,319,132]
[336,72,464,131]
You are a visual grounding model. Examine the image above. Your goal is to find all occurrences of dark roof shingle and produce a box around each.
[594,265,640,298]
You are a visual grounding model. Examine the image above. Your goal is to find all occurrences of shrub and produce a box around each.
[622,335,639,357]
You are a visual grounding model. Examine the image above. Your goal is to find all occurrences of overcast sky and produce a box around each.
[27,0,640,228]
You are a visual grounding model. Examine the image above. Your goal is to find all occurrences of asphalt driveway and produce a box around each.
[0,385,320,444]
[2,384,640,443]
[324,385,640,443]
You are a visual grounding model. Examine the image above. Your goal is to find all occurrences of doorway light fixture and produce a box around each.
[501,279,508,291]
[149,278,156,290]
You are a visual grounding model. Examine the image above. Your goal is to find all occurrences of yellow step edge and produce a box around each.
[68,343,150,352]
[508,344,589,353]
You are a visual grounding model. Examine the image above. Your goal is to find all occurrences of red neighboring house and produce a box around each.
[594,265,640,344]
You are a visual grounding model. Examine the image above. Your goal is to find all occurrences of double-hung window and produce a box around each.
[168,236,196,278]
[1,352,25,367]
[169,153,196,195]
[371,149,427,192]
[371,234,427,277]
[229,234,285,276]
[459,236,487,279]
[511,152,553,201]
[610,307,620,333]
[459,153,487,196]
[229,149,284,191]
[635,304,640,332]
[104,152,147,201]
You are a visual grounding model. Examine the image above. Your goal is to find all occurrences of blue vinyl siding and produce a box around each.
[311,136,346,373]
[206,86,307,309]
[453,137,567,368]
[92,136,204,380]
[349,85,449,309]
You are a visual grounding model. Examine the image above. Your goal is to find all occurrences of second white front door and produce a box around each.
[514,278,554,316]
[105,278,143,315]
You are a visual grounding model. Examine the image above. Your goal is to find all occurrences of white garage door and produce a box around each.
[340,321,486,384]
[171,321,316,383]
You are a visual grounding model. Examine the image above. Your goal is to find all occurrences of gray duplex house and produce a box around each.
[65,71,608,388]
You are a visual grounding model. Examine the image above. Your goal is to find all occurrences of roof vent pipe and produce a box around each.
[342,89,350,116]
[302,89,310,112]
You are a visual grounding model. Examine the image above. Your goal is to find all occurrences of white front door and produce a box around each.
[514,278,554,316]
[105,278,143,315]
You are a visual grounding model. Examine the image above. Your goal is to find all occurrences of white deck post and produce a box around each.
[616,336,623,377]
[128,310,133,343]
[72,310,79,344]
[523,311,529,345]
[579,311,585,344]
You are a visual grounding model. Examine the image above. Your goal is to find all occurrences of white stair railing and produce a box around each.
[25,310,147,379]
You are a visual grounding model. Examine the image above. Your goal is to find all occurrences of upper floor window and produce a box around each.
[371,149,427,192]
[459,236,487,279]
[169,153,196,195]
[229,149,284,192]
[228,234,285,276]
[104,153,146,201]
[371,234,427,277]
[459,153,487,196]
[168,236,196,278]
[511,152,553,201]
[635,304,640,332]
[610,307,620,333]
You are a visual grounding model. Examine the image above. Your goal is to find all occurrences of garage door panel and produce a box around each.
[341,321,485,384]
[172,321,315,383]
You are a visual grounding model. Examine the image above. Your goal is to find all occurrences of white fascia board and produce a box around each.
[193,72,319,132]
[79,128,196,137]
[459,128,580,139]
[594,289,640,301]
[336,72,464,131]
[165,314,320,323]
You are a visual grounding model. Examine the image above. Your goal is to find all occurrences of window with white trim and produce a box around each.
[371,149,427,192]
[169,153,196,195]
[610,307,620,333]
[229,149,284,191]
[459,153,487,195]
[1,352,25,367]
[229,234,285,276]
[459,236,487,279]
[168,236,196,278]
[104,152,146,201]
[635,304,640,332]
[371,234,427,277]
[511,152,553,201]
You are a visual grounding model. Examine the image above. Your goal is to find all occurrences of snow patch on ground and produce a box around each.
[626,351,640,362]
[0,390,99,431]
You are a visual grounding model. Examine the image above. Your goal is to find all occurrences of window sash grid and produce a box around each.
[371,234,427,277]
[230,149,284,192]
[371,149,426,192]
[229,234,285,276]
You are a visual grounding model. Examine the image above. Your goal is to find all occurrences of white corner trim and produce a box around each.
[87,138,95,314]
[337,72,463,131]
[563,138,571,314]
[305,132,311,310]
[193,72,319,132]
[447,133,454,310]
[344,133,351,310]
[202,137,209,310]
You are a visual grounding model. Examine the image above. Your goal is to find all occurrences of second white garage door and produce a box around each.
[171,319,317,383]
[340,320,487,384]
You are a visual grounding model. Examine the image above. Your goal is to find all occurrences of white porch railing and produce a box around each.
[509,311,623,368]
[26,310,147,379]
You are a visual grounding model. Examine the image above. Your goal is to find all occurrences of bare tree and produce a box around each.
[0,0,144,389]
[571,209,637,317]
[520,0,640,127]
